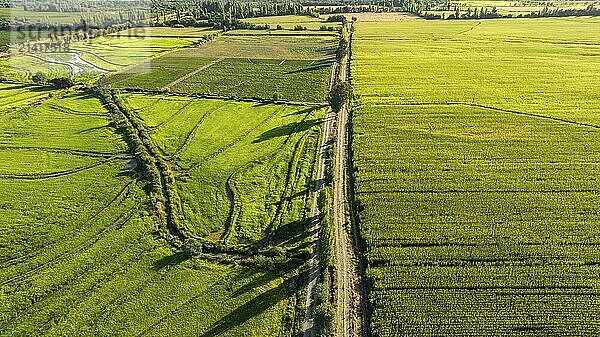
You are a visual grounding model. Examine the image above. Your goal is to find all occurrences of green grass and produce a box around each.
[106,35,336,102]
[122,93,324,245]
[0,84,300,336]
[352,18,600,336]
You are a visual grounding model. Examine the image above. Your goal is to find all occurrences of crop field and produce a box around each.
[351,18,600,335]
[0,36,200,81]
[110,26,219,37]
[121,93,325,245]
[106,35,336,102]
[241,14,340,31]
[0,84,299,336]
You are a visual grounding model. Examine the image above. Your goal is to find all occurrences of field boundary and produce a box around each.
[159,57,225,91]
[116,87,327,107]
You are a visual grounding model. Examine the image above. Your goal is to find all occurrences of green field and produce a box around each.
[0,35,200,81]
[121,93,325,245]
[106,35,336,102]
[242,14,340,31]
[0,84,302,336]
[351,18,600,336]
[110,26,219,38]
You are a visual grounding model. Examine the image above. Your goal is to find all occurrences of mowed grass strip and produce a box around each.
[351,18,600,336]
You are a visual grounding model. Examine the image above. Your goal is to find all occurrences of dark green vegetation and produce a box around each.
[351,18,600,336]
[0,83,311,337]
[106,34,336,103]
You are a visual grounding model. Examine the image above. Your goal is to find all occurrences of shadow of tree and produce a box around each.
[232,271,279,297]
[253,119,323,143]
[285,59,333,75]
[199,283,287,337]
[284,106,319,117]
[152,251,189,271]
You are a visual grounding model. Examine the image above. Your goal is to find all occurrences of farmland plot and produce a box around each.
[121,93,325,244]
[0,35,200,81]
[107,35,336,103]
[351,18,600,336]
[0,84,298,337]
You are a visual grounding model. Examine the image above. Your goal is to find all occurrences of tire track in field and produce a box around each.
[135,270,235,337]
[0,158,112,180]
[457,21,482,35]
[216,105,292,242]
[69,49,127,67]
[382,101,600,129]
[0,146,129,159]
[0,196,136,288]
[151,100,194,130]
[0,208,138,331]
[0,179,134,269]
[174,102,231,156]
[261,132,310,246]
[185,105,288,173]
[219,107,319,243]
[48,103,108,117]
[159,57,225,91]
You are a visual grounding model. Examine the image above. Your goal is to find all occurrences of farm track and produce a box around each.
[160,57,225,91]
[332,25,367,337]
[303,59,338,337]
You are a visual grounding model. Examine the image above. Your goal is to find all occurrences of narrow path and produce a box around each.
[159,57,225,91]
[302,60,338,337]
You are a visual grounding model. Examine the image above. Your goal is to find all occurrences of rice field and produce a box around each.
[351,17,600,336]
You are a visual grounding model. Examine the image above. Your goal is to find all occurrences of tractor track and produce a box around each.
[302,57,338,337]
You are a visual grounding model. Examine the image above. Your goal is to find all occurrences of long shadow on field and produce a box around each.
[253,119,322,143]
[152,251,189,271]
[232,271,279,297]
[270,217,313,247]
[199,283,287,337]
[284,106,320,117]
[285,59,333,75]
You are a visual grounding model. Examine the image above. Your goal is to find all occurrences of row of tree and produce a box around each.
[423,4,599,20]
[151,0,319,29]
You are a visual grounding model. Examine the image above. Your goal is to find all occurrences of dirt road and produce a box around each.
[333,23,368,337]
[302,60,338,337]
